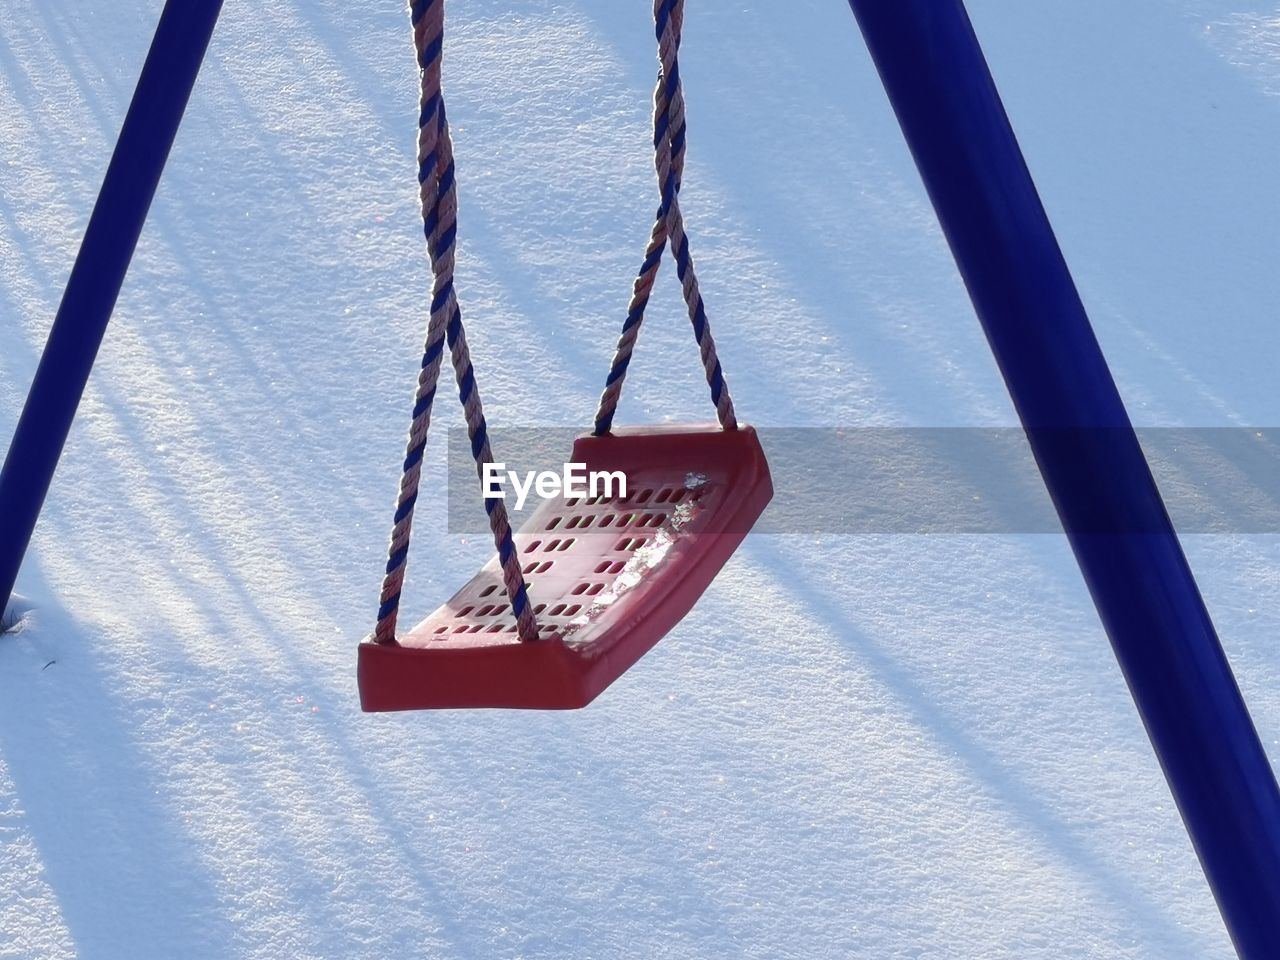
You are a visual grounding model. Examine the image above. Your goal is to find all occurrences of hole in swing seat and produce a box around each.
[358,424,773,711]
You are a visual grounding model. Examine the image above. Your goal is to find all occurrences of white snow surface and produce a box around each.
[3,1,1280,958]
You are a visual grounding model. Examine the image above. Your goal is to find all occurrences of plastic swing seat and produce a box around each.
[358,425,772,711]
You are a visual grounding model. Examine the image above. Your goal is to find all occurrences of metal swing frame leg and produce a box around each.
[0,0,224,614]
[843,1,1280,956]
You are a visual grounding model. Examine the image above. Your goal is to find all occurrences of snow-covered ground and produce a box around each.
[3,1,1280,957]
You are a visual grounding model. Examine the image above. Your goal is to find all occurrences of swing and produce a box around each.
[357,0,772,711]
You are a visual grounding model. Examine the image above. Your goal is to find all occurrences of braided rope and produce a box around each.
[592,75,678,434]
[593,0,737,436]
[375,0,537,645]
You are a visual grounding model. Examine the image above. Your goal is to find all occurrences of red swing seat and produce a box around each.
[358,424,772,710]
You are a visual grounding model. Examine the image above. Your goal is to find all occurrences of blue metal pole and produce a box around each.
[0,0,223,612]
[843,2,1280,956]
